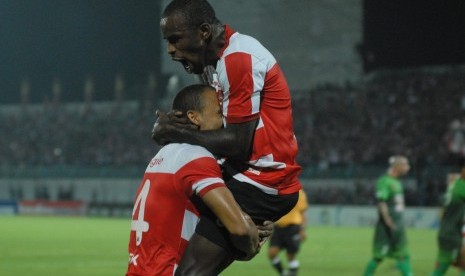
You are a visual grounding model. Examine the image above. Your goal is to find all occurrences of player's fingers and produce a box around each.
[167,110,183,118]
[257,220,273,237]
[155,110,166,117]
[172,110,183,117]
[257,220,274,232]
[258,236,269,247]
[167,113,191,125]
[258,229,272,239]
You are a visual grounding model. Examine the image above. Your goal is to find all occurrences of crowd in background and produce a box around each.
[305,179,438,206]
[293,68,465,168]
[2,67,465,206]
[0,103,159,167]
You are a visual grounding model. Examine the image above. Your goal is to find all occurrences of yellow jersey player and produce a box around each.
[268,189,308,276]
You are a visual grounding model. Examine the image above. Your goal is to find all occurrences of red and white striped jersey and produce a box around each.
[126,143,225,276]
[203,25,301,195]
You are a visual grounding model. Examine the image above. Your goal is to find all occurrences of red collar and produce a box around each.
[218,25,235,59]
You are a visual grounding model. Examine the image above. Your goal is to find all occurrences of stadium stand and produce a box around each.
[1,67,464,207]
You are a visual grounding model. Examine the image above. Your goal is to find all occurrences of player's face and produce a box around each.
[397,161,410,176]
[197,89,223,131]
[161,15,209,74]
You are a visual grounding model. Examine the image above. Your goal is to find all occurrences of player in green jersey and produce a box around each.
[363,155,412,276]
[431,160,465,276]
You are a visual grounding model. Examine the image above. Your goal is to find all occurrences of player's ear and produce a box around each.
[199,23,212,41]
[186,110,201,127]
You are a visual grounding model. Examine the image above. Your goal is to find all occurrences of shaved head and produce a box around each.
[162,0,220,27]
[388,155,409,167]
[388,155,410,177]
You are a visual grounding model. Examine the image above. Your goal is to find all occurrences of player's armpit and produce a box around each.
[201,186,259,256]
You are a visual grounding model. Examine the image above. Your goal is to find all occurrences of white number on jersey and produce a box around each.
[131,179,150,246]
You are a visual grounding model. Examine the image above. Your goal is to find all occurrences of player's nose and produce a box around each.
[167,43,176,57]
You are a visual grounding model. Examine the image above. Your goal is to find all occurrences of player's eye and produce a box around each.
[167,35,180,44]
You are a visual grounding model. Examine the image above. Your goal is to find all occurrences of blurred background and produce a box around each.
[1,0,465,229]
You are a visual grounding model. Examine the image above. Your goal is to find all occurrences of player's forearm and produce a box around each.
[179,128,241,157]
[300,211,307,231]
[378,202,395,228]
[229,215,259,256]
[173,125,253,160]
[202,188,259,256]
[301,210,307,230]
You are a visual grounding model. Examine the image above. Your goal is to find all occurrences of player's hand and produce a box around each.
[236,221,273,262]
[389,223,397,232]
[257,220,273,242]
[151,110,197,145]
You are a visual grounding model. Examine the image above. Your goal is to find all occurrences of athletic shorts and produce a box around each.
[372,221,409,259]
[269,224,302,254]
[191,173,299,257]
[437,234,462,263]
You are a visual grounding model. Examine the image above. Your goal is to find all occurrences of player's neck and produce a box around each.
[205,24,225,66]
[387,168,399,178]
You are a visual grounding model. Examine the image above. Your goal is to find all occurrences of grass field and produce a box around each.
[0,216,458,276]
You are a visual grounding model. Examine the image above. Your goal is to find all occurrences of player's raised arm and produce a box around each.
[152,113,258,160]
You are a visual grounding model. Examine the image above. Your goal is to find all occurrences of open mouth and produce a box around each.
[172,58,192,74]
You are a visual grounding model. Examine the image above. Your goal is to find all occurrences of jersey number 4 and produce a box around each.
[131,179,150,246]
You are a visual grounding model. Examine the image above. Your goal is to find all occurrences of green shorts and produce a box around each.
[437,248,459,263]
[372,222,408,259]
[437,234,461,263]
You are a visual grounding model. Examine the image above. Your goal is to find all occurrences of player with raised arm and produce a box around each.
[126,85,265,276]
[363,155,413,276]
[153,0,302,274]
[431,160,465,276]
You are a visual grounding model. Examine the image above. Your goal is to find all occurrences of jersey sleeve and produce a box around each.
[223,52,264,124]
[376,179,390,201]
[456,180,465,201]
[176,156,225,198]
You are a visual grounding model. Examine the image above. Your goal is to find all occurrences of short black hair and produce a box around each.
[172,84,212,113]
[162,0,220,27]
[458,157,465,169]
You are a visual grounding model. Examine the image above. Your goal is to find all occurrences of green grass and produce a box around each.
[0,216,457,275]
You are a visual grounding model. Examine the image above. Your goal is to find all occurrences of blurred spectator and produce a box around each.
[293,67,465,168]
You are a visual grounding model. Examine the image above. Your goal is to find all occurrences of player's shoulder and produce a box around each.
[376,175,389,185]
[453,178,465,194]
[162,143,215,161]
[145,143,216,173]
[455,178,465,186]
[223,31,275,63]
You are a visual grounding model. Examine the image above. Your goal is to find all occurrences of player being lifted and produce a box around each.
[153,0,302,274]
[126,85,269,276]
[363,155,413,276]
[431,160,465,276]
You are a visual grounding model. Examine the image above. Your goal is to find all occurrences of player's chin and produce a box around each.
[191,65,204,74]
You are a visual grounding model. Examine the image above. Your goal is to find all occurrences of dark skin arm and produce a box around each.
[201,186,259,256]
[152,111,258,160]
